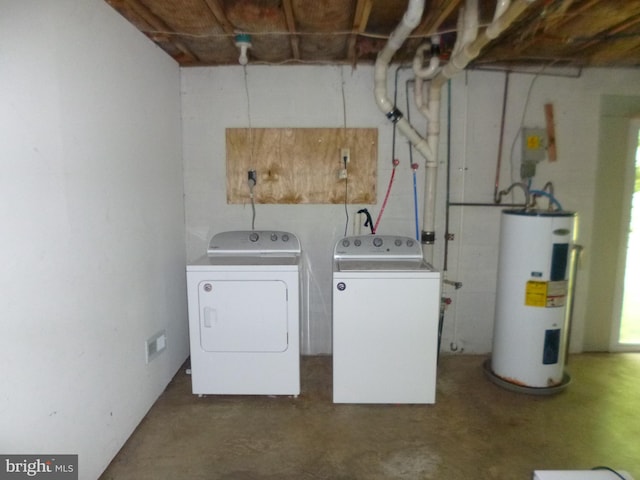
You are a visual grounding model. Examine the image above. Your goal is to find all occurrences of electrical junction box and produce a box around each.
[521,127,548,179]
[533,470,634,479]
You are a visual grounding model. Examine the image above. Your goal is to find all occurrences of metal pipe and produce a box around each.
[497,181,531,206]
[493,72,510,203]
[444,80,452,272]
[563,244,584,365]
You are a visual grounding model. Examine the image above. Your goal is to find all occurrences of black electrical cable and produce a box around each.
[591,466,628,479]
[357,208,374,235]
[341,68,349,237]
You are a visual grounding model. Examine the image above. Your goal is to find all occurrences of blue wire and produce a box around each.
[530,189,563,211]
[413,169,420,240]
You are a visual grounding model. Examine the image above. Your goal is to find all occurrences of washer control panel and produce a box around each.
[334,235,422,260]
[208,230,300,255]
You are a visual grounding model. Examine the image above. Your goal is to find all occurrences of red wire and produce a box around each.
[373,166,396,234]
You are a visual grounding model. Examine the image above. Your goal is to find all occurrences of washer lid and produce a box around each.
[207,230,301,256]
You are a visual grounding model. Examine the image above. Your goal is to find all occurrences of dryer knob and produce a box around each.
[249,232,259,242]
[341,239,350,248]
[394,238,402,247]
[373,237,383,247]
[354,239,362,247]
[271,233,278,241]
[407,239,415,247]
[282,234,289,242]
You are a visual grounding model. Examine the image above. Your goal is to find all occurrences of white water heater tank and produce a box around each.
[491,209,577,389]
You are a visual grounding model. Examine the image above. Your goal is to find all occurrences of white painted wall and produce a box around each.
[182,65,640,355]
[0,1,188,478]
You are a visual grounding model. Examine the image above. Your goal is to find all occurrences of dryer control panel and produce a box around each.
[334,235,422,260]
[208,230,301,256]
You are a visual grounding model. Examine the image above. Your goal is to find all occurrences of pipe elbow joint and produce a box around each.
[413,42,441,79]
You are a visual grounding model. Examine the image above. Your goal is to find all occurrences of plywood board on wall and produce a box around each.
[226,128,377,204]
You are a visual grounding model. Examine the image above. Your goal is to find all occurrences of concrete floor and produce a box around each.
[101,354,639,479]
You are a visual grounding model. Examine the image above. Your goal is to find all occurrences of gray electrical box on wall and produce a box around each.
[521,127,548,179]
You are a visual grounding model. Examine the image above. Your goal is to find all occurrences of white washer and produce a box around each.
[186,230,301,396]
[332,235,441,404]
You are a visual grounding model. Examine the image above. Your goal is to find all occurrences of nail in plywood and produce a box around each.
[226,128,377,204]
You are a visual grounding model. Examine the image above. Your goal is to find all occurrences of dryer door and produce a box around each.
[198,280,289,352]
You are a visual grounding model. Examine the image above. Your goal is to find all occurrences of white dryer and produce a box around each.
[332,235,441,404]
[186,231,301,396]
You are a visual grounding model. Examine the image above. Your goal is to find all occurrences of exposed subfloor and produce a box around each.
[100,354,639,479]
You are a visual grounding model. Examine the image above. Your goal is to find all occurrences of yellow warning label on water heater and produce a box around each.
[525,281,548,307]
[525,280,568,307]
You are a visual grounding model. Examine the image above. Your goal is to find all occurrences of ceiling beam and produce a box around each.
[415,0,463,36]
[577,14,640,57]
[201,0,236,35]
[347,0,373,64]
[503,0,640,63]
[124,0,199,63]
[282,0,301,60]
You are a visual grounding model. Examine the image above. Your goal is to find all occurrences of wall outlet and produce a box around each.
[145,330,167,364]
[340,148,350,165]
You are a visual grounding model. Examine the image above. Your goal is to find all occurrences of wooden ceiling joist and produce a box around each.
[104,0,640,68]
[347,0,373,64]
[416,0,463,37]
[201,0,236,35]
[125,0,200,63]
[283,0,301,60]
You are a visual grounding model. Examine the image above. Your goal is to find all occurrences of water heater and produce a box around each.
[490,209,577,390]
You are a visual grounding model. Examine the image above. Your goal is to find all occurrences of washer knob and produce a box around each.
[394,238,402,247]
[282,234,289,242]
[373,237,383,247]
[354,239,361,247]
[249,232,259,242]
[407,239,415,247]
[342,239,350,248]
[271,233,278,241]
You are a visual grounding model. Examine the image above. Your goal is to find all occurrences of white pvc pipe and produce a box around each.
[493,0,511,21]
[433,0,533,89]
[422,83,442,263]
[374,0,433,162]
[374,0,533,263]
[415,77,428,118]
[413,38,441,80]
[461,0,479,49]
